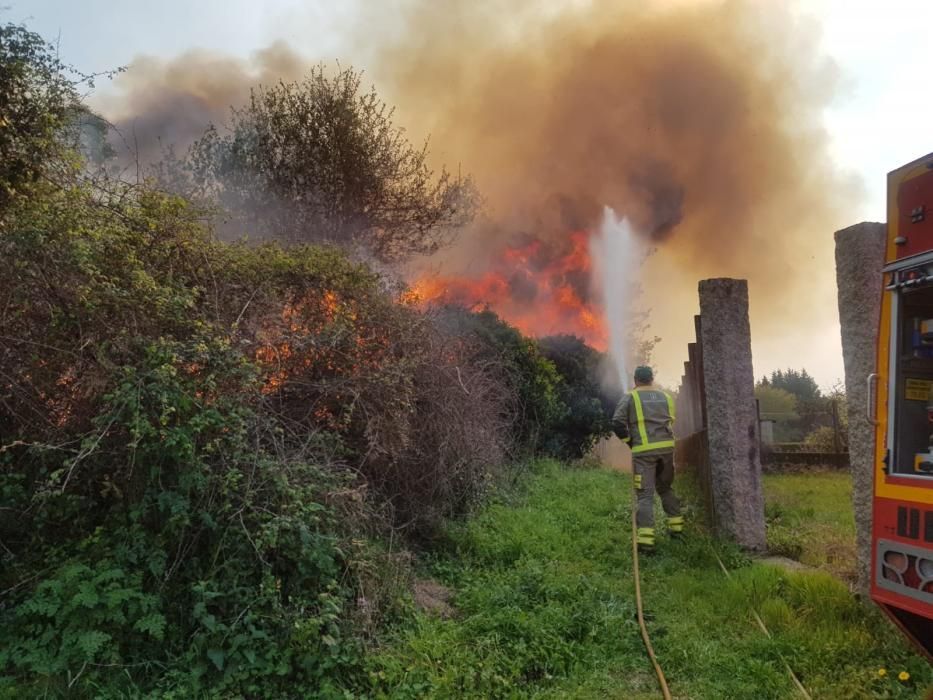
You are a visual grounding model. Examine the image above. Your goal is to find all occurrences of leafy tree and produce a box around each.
[759,370,834,443]
[768,368,822,404]
[755,384,798,421]
[0,22,78,216]
[186,65,479,261]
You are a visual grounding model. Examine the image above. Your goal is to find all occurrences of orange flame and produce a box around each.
[409,231,607,349]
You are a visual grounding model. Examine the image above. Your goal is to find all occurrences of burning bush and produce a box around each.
[0,128,524,700]
[0,174,377,694]
[212,248,518,535]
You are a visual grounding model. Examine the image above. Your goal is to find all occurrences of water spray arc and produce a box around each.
[592,208,672,694]
[591,207,643,392]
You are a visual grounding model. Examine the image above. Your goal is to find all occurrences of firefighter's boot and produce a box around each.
[636,527,656,553]
[667,515,684,537]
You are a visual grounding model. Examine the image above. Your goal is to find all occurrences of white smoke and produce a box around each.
[590,207,645,393]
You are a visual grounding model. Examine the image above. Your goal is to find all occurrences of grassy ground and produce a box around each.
[763,470,857,581]
[363,461,931,699]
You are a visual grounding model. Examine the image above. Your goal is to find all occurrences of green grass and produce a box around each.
[763,470,857,580]
[363,461,931,699]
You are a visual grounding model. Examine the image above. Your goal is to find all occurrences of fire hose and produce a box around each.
[630,474,811,700]
[631,480,673,700]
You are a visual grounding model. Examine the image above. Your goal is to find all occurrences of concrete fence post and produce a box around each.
[834,221,886,596]
[698,278,767,550]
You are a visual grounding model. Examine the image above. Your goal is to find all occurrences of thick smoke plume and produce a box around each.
[366,0,857,385]
[96,42,306,166]
[371,0,849,262]
[95,0,857,385]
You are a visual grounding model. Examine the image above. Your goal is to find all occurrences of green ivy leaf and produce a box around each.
[134,613,166,640]
[76,630,110,658]
[207,648,225,671]
[73,582,101,609]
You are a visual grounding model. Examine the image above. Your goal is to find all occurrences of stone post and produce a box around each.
[698,278,766,550]
[835,222,886,596]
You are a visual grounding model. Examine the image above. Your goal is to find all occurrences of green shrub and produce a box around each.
[764,502,804,560]
[802,425,842,452]
[434,306,567,454]
[1,322,372,696]
[2,561,163,679]
[539,335,613,458]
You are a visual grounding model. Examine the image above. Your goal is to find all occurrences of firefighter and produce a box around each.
[612,366,683,551]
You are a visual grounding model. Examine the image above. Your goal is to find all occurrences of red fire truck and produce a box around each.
[871,153,933,659]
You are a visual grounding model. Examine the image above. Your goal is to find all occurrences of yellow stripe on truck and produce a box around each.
[875,160,933,506]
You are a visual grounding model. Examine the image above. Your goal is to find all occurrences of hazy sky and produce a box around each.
[12,0,933,388]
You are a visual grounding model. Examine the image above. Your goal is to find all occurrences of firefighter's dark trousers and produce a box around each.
[633,451,681,529]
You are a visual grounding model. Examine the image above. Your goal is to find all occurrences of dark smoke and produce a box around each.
[98,43,307,167]
[627,160,685,240]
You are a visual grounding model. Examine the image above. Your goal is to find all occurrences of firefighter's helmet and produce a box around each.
[634,366,654,384]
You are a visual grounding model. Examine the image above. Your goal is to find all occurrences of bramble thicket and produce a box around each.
[0,23,617,696]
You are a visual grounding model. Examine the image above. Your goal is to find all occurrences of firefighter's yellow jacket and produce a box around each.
[611,386,675,455]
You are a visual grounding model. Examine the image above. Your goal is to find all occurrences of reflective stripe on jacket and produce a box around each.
[612,386,675,454]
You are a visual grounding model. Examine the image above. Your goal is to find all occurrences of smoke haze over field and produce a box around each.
[94,0,858,388]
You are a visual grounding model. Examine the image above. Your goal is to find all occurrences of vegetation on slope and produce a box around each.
[366,462,931,699]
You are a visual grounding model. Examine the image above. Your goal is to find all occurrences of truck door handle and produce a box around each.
[867,373,880,426]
